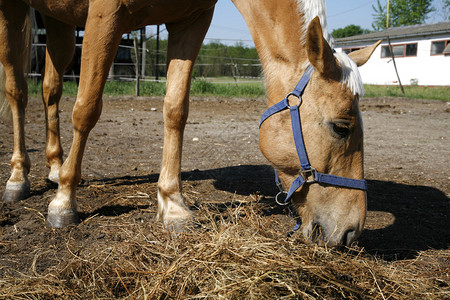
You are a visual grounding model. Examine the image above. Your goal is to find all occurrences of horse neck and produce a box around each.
[232,0,327,106]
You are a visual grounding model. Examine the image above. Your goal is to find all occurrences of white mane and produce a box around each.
[298,0,333,46]
[334,52,364,96]
[298,0,364,96]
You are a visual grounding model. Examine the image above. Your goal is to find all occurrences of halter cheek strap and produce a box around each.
[259,65,368,208]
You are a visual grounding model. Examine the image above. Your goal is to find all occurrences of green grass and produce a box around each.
[190,79,266,97]
[27,79,448,101]
[363,84,449,101]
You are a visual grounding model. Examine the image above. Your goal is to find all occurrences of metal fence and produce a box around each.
[29,42,264,84]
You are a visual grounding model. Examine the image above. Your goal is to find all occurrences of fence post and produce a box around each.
[155,24,160,81]
[108,63,115,82]
[134,37,140,96]
[141,27,146,78]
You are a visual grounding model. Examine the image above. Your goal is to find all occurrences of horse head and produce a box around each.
[259,17,380,247]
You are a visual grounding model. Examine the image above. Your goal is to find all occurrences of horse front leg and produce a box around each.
[41,17,76,184]
[157,8,214,226]
[0,2,31,201]
[46,6,124,227]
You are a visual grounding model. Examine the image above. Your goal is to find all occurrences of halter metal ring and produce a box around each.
[285,92,302,107]
[275,191,289,206]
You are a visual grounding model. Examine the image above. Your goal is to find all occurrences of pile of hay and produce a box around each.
[0,194,448,299]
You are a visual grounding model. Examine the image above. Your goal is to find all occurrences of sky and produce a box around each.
[199,0,448,47]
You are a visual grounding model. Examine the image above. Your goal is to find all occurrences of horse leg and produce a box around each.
[46,6,124,227]
[157,8,214,226]
[41,17,76,184]
[0,2,31,201]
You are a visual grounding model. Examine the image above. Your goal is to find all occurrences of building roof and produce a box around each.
[335,21,450,47]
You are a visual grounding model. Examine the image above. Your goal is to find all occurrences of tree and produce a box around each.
[372,0,435,31]
[372,0,387,31]
[331,25,371,38]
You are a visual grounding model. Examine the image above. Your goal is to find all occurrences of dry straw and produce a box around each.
[0,192,448,299]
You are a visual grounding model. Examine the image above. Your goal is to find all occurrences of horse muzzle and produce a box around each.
[302,221,362,247]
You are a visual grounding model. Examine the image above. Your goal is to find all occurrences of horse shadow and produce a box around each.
[358,179,449,260]
[77,165,449,260]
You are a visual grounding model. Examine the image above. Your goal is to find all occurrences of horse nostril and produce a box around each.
[342,228,356,246]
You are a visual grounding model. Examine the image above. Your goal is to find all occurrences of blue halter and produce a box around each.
[259,65,368,214]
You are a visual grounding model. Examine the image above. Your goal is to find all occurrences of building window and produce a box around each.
[405,43,417,56]
[431,40,450,55]
[381,43,418,58]
[342,47,361,54]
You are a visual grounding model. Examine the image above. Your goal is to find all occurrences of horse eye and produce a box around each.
[331,122,350,138]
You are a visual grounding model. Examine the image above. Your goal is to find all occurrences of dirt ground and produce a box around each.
[0,95,449,296]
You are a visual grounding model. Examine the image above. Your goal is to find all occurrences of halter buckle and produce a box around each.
[300,168,316,183]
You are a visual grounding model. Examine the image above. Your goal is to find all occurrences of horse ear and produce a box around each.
[348,40,382,67]
[306,17,338,76]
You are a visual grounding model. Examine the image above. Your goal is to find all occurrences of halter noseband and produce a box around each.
[259,65,368,208]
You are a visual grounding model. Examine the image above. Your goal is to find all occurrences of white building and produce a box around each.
[335,21,450,86]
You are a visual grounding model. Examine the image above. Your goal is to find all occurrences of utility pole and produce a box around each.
[386,0,390,29]
[386,0,405,94]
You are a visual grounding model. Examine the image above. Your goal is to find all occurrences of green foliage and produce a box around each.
[331,25,371,38]
[372,0,387,31]
[195,42,261,78]
[372,0,434,31]
[144,38,168,79]
[445,0,450,19]
[143,38,261,79]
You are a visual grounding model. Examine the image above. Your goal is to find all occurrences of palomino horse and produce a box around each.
[0,0,379,247]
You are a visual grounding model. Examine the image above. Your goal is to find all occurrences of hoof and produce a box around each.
[47,209,80,228]
[2,181,30,202]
